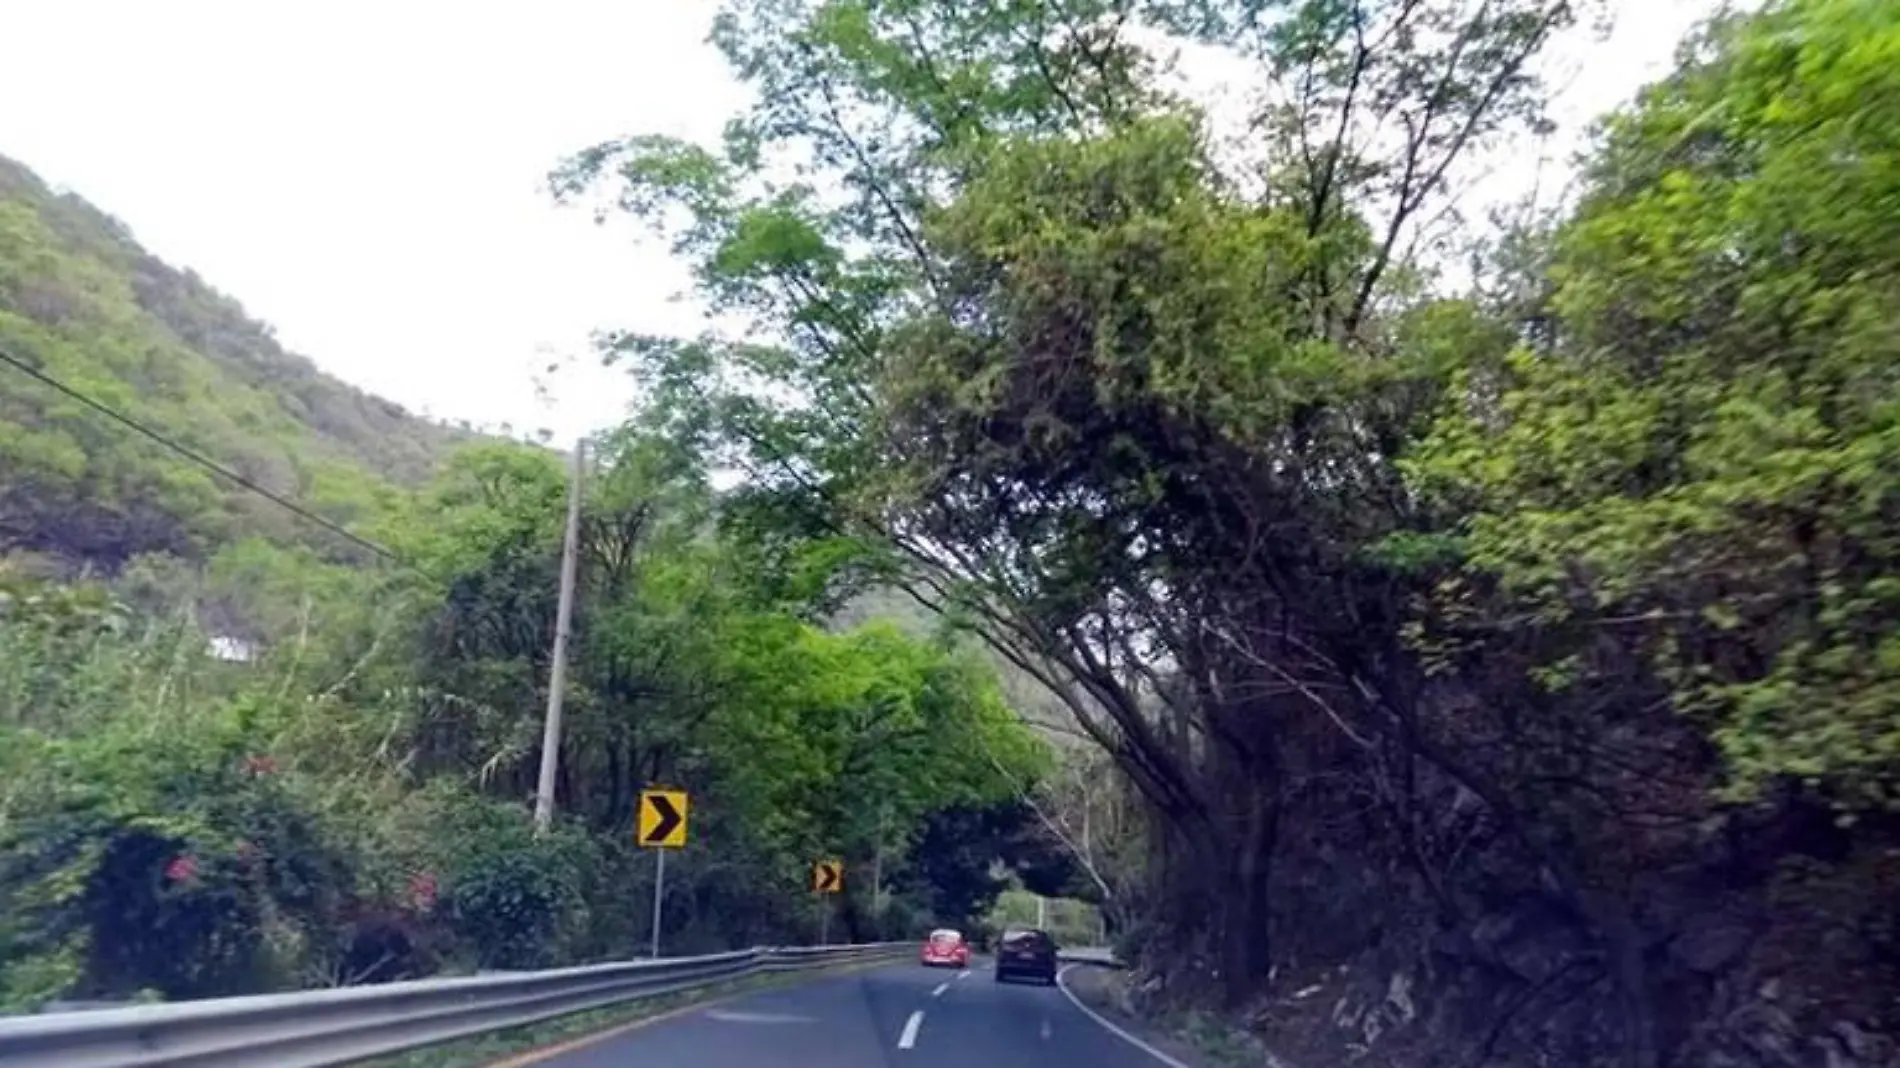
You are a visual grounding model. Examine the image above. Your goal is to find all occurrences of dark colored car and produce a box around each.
[993,927,1058,985]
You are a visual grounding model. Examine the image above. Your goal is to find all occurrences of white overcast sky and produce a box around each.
[1,0,1722,446]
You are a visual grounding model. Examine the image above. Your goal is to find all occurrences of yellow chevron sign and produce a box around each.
[812,860,843,894]
[637,789,689,848]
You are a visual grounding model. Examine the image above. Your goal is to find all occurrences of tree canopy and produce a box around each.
[552,0,1900,1061]
[0,166,1065,1008]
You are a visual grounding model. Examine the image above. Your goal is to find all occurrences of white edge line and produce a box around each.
[1056,964,1194,1068]
[897,1009,925,1049]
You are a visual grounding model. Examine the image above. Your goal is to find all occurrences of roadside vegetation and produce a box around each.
[0,428,1066,1008]
[550,0,1900,1063]
[0,158,1074,1009]
[3,0,1898,1062]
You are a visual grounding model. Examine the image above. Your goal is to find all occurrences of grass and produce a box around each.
[355,956,896,1068]
[1176,1007,1268,1067]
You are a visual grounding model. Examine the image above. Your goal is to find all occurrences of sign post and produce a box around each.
[637,789,690,957]
[651,848,666,957]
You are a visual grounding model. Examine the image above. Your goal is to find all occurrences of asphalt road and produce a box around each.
[536,959,1182,1068]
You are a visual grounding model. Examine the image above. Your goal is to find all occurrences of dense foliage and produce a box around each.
[0,436,1057,1005]
[1412,0,1900,807]
[556,0,1900,1062]
[0,168,1062,1008]
[0,155,469,568]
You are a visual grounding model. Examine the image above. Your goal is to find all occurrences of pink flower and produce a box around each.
[407,872,439,912]
[165,853,199,885]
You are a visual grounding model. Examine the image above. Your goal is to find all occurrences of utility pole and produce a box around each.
[533,439,586,834]
[871,804,887,920]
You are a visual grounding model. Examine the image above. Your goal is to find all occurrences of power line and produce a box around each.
[0,347,399,562]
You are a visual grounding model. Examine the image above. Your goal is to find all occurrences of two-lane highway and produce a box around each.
[534,959,1182,1067]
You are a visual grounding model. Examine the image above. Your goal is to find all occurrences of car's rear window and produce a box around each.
[929,929,962,945]
[1001,929,1050,947]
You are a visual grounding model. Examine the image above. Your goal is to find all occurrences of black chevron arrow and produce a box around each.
[816,863,839,892]
[644,794,683,844]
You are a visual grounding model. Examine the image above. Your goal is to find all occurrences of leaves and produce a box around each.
[561,0,1900,1037]
[1416,0,1900,807]
[0,417,1051,1005]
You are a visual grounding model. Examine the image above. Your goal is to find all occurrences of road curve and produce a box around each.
[532,959,1179,1068]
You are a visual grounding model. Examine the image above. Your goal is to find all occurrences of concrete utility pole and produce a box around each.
[871,804,888,918]
[533,439,587,834]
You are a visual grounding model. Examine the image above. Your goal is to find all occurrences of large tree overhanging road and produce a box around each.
[533,961,1187,1068]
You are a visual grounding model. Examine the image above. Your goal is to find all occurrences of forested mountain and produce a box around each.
[0,154,471,567]
[0,157,1071,1016]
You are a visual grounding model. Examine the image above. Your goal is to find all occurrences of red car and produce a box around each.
[920,928,971,968]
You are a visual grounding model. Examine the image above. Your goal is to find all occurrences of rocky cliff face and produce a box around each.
[1122,689,1900,1067]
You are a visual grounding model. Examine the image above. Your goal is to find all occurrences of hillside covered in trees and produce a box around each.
[0,153,473,569]
[552,0,1900,1064]
[0,157,1076,1010]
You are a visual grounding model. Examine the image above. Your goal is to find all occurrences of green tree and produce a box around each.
[557,0,1574,999]
[1410,0,1900,809]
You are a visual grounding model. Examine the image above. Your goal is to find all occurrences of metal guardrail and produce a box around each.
[1056,946,1123,968]
[0,942,908,1068]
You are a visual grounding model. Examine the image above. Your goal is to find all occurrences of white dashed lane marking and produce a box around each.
[897,1010,925,1050]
